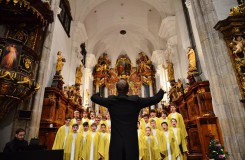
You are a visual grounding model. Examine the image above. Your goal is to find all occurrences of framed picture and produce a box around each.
[0,42,21,70]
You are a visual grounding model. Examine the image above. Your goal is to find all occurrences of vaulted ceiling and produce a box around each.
[70,0,175,65]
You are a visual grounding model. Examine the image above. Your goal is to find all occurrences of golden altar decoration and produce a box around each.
[93,52,155,97]
[214,3,245,103]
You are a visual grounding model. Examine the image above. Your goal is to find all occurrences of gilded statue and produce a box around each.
[129,67,141,82]
[56,51,65,75]
[107,68,119,83]
[93,64,105,78]
[139,60,152,77]
[162,60,175,82]
[75,64,83,85]
[24,58,32,69]
[129,67,141,95]
[229,3,245,16]
[186,47,197,75]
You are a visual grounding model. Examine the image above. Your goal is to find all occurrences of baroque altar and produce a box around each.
[92,52,156,113]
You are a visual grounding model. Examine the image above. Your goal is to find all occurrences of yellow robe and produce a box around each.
[99,133,110,160]
[52,125,71,149]
[151,129,161,147]
[168,112,188,138]
[70,118,77,125]
[170,127,188,160]
[159,130,180,160]
[138,129,145,160]
[82,131,104,160]
[142,135,161,160]
[63,132,83,160]
[82,118,89,124]
[158,117,171,131]
[140,120,150,134]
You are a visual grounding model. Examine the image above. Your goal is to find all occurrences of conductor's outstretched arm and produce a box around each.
[91,93,111,108]
[138,89,165,108]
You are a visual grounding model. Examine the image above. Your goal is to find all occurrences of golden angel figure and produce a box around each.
[75,64,83,85]
[163,60,175,82]
[55,51,65,74]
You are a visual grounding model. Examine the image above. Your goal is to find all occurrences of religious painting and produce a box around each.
[115,54,132,78]
[0,42,21,70]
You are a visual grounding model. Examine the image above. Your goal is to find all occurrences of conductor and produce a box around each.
[91,79,164,160]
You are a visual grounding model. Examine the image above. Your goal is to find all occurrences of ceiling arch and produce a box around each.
[70,0,174,64]
[71,0,173,22]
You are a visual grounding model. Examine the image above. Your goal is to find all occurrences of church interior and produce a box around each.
[0,0,245,159]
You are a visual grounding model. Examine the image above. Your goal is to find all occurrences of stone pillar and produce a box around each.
[185,0,245,159]
[28,0,61,140]
[83,53,96,110]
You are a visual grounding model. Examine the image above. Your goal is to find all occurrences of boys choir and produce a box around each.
[53,105,188,160]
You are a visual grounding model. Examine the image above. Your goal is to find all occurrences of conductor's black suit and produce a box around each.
[91,89,164,160]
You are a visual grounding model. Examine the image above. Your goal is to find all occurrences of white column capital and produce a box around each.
[151,50,165,66]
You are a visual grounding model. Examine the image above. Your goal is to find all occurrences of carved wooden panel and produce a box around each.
[39,128,57,150]
[197,92,214,116]
[188,127,201,153]
[196,117,224,160]
[178,101,189,121]
[39,87,83,149]
[41,98,56,122]
[54,99,67,126]
[187,96,200,121]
